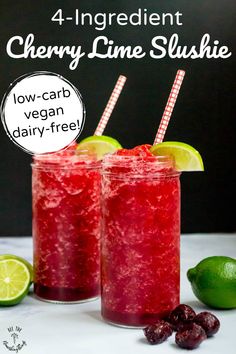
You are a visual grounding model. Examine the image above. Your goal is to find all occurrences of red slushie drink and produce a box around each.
[32,147,101,302]
[101,145,180,327]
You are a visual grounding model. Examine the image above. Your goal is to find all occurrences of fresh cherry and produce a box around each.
[143,320,173,345]
[175,322,207,349]
[168,304,196,330]
[194,312,220,337]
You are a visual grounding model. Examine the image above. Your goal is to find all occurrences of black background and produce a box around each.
[0,0,235,236]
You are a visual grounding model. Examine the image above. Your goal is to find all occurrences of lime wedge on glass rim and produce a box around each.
[76,135,122,159]
[0,259,31,306]
[150,141,204,171]
[0,254,33,282]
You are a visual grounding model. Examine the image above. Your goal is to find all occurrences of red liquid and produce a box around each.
[32,152,101,302]
[101,154,180,326]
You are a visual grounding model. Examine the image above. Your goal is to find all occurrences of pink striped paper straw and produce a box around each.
[153,70,185,145]
[94,75,127,136]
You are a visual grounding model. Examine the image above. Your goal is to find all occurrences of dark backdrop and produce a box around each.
[0,0,235,236]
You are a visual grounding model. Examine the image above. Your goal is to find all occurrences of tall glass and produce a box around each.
[101,154,180,327]
[32,150,101,303]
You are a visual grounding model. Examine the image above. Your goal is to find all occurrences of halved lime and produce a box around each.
[150,141,204,171]
[0,259,31,306]
[77,135,122,159]
[0,254,33,282]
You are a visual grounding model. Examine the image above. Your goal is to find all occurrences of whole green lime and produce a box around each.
[187,256,236,309]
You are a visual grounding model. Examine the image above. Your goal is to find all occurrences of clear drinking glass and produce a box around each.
[101,154,181,327]
[32,150,101,303]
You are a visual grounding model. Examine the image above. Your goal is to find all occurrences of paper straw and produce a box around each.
[94,75,127,136]
[153,70,185,145]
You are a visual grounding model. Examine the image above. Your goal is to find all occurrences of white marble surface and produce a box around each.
[0,234,236,354]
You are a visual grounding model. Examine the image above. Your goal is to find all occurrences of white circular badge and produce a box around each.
[1,71,85,154]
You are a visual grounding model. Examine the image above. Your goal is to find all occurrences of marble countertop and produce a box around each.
[0,234,236,354]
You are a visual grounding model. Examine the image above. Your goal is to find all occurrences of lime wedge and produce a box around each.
[77,135,122,159]
[0,259,31,306]
[0,254,33,283]
[150,141,204,171]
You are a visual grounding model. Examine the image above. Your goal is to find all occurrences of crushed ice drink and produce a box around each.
[32,148,101,302]
[101,145,180,326]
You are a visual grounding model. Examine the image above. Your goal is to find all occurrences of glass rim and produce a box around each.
[102,154,174,165]
[31,150,100,170]
[102,154,180,177]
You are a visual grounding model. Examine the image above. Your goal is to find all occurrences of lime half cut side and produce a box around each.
[0,259,31,306]
[0,254,33,283]
[150,141,204,172]
[77,135,122,160]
